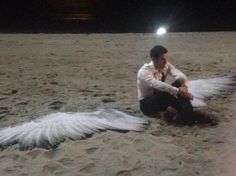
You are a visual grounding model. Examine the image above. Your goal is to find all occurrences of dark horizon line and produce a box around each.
[1,25,235,33]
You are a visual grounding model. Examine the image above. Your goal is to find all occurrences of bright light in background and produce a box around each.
[156,27,167,35]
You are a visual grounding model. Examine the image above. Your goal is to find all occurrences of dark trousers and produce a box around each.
[139,80,193,117]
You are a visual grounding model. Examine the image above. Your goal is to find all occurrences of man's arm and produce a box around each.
[179,86,193,100]
[168,63,189,86]
[167,63,193,100]
[138,67,179,97]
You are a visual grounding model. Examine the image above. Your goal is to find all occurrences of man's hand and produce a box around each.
[178,86,193,100]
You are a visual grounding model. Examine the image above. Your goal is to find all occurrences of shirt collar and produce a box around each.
[146,61,167,72]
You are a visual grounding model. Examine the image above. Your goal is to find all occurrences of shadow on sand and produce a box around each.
[151,109,218,127]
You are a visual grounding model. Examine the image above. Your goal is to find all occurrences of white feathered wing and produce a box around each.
[0,108,148,150]
[189,75,236,107]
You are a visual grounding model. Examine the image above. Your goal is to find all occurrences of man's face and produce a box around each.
[152,53,168,69]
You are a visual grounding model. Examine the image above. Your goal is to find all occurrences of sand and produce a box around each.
[0,32,235,176]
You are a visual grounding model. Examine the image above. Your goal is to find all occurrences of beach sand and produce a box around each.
[0,32,235,176]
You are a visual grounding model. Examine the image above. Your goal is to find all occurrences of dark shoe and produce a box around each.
[175,110,218,126]
[190,111,218,126]
[175,114,194,125]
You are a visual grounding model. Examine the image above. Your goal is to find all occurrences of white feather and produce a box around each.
[189,75,236,107]
[0,108,148,150]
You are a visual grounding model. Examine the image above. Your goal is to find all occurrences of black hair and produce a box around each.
[150,45,168,59]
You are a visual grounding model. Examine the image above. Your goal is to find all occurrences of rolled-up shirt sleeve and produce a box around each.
[138,68,179,97]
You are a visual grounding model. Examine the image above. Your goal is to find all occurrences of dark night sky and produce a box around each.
[0,0,235,33]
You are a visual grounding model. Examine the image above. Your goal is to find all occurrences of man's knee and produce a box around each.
[171,79,183,88]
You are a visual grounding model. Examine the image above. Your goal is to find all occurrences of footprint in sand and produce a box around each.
[1,89,18,96]
[112,143,129,150]
[25,150,41,159]
[42,161,65,175]
[3,167,25,175]
[0,106,11,119]
[116,170,132,176]
[43,149,61,159]
[102,98,116,103]
[116,167,142,176]
[57,158,75,167]
[48,101,66,110]
[159,168,178,176]
[85,147,98,154]
[79,163,96,173]
[133,139,154,153]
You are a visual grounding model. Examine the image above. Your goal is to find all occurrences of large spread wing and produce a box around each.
[0,108,148,150]
[189,75,236,107]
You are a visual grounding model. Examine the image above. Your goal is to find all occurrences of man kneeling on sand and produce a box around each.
[137,45,196,122]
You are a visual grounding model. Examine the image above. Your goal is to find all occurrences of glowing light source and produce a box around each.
[156,27,167,35]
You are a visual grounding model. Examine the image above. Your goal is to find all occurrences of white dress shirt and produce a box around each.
[137,61,188,100]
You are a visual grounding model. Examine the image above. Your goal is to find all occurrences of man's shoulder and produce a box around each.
[166,61,172,66]
[138,63,151,73]
[166,61,174,70]
[137,62,153,78]
[140,62,153,70]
